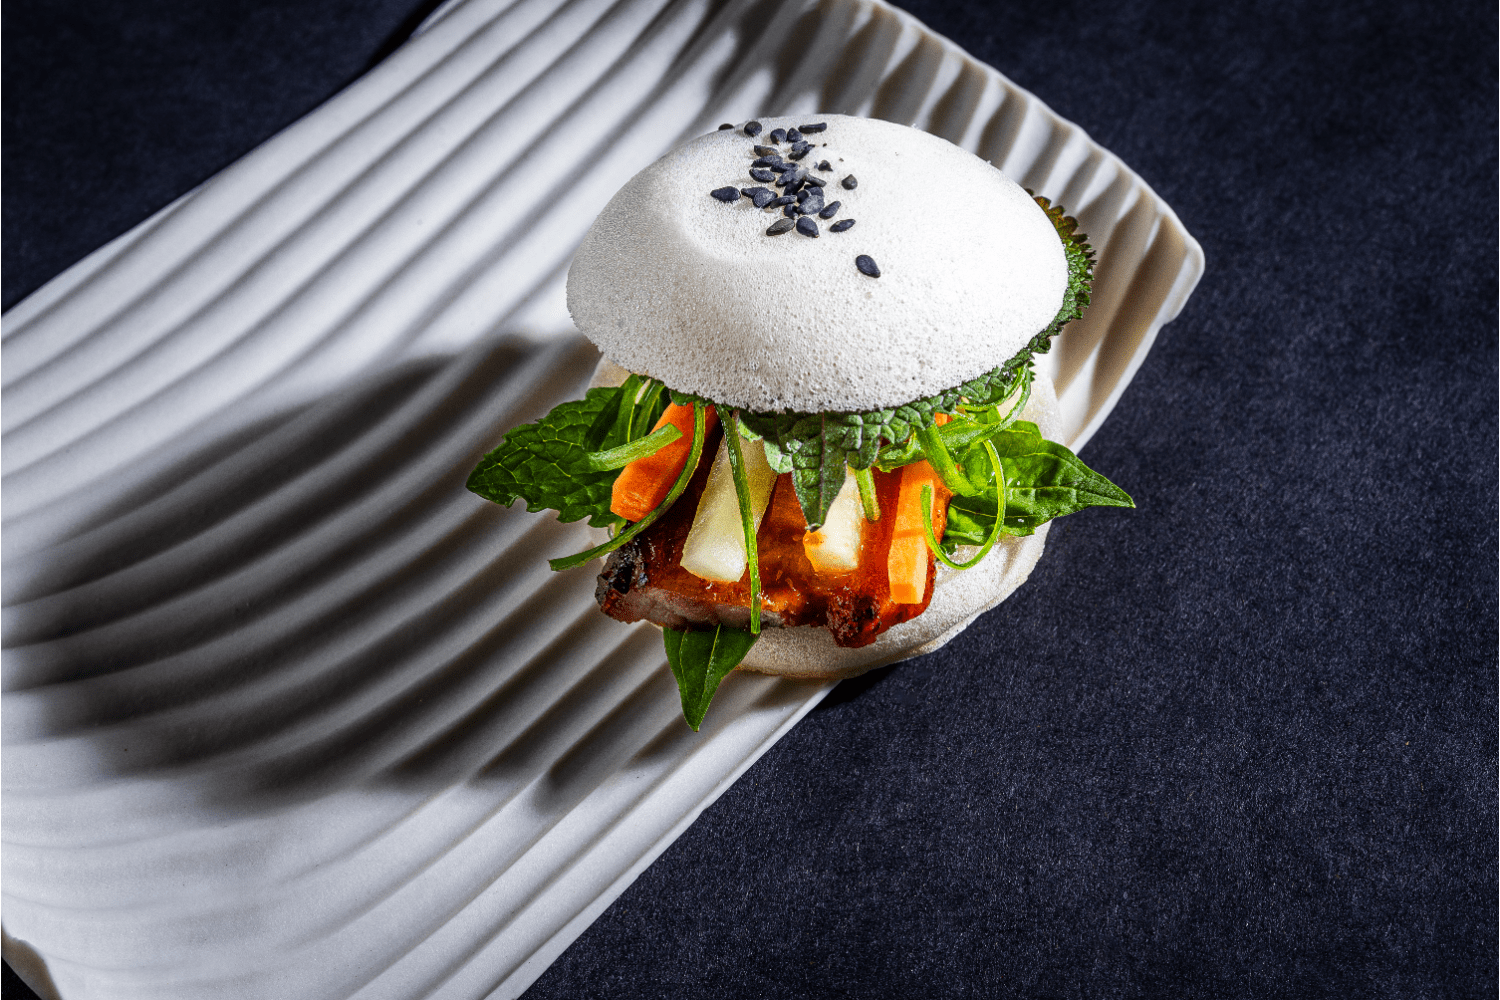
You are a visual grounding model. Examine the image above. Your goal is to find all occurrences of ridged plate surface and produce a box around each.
[1,0,1203,997]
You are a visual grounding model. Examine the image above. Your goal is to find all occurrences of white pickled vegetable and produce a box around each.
[803,467,863,574]
[681,436,777,583]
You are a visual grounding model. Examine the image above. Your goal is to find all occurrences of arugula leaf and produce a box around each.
[663,624,759,730]
[942,420,1133,546]
[467,387,629,527]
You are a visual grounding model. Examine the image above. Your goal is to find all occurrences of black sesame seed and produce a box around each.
[749,168,775,182]
[753,145,778,156]
[841,175,858,190]
[830,218,855,232]
[786,128,803,143]
[819,200,842,219]
[803,174,826,188]
[768,128,786,144]
[800,122,828,133]
[816,160,832,171]
[718,123,734,130]
[767,195,796,208]
[742,186,775,208]
[710,186,741,202]
[788,141,812,161]
[855,253,880,276]
[783,204,800,218]
[766,218,795,235]
[796,217,819,237]
[750,156,783,169]
[798,189,824,214]
[744,120,763,136]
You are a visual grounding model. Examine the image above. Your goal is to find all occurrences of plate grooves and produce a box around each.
[2,0,1203,997]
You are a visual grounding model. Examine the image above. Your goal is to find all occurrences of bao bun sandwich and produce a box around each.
[469,115,1130,729]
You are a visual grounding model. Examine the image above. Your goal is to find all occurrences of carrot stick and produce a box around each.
[888,459,952,604]
[610,403,719,522]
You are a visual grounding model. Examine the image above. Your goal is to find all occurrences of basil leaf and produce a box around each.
[942,421,1133,544]
[467,386,629,527]
[992,425,1133,532]
[663,624,759,730]
[943,496,1007,547]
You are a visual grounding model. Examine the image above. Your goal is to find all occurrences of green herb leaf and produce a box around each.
[790,414,855,532]
[854,466,881,521]
[584,376,631,451]
[467,386,630,527]
[663,624,759,730]
[468,376,672,531]
[547,402,706,571]
[915,422,977,496]
[991,422,1133,532]
[942,421,1133,546]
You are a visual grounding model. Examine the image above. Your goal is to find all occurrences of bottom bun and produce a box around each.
[589,357,1062,680]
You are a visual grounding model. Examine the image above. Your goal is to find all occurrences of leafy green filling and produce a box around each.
[942,419,1134,548]
[466,373,670,528]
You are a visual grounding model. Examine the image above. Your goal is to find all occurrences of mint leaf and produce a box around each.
[663,624,758,730]
[548,402,707,571]
[467,376,673,529]
[467,387,628,527]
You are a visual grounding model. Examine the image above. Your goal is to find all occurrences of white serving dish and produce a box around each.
[1,0,1202,996]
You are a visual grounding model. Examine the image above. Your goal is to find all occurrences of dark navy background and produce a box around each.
[4,1,1495,997]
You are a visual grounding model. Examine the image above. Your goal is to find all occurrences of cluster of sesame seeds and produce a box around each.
[705,120,880,276]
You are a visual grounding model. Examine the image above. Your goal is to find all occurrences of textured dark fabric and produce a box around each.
[2,0,447,311]
[3,1,1495,999]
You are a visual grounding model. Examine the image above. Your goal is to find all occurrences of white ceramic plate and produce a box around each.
[1,0,1203,997]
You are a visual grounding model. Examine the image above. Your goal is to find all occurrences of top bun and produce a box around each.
[566,115,1067,414]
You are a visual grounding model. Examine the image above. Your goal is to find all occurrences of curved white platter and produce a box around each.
[1,0,1203,997]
